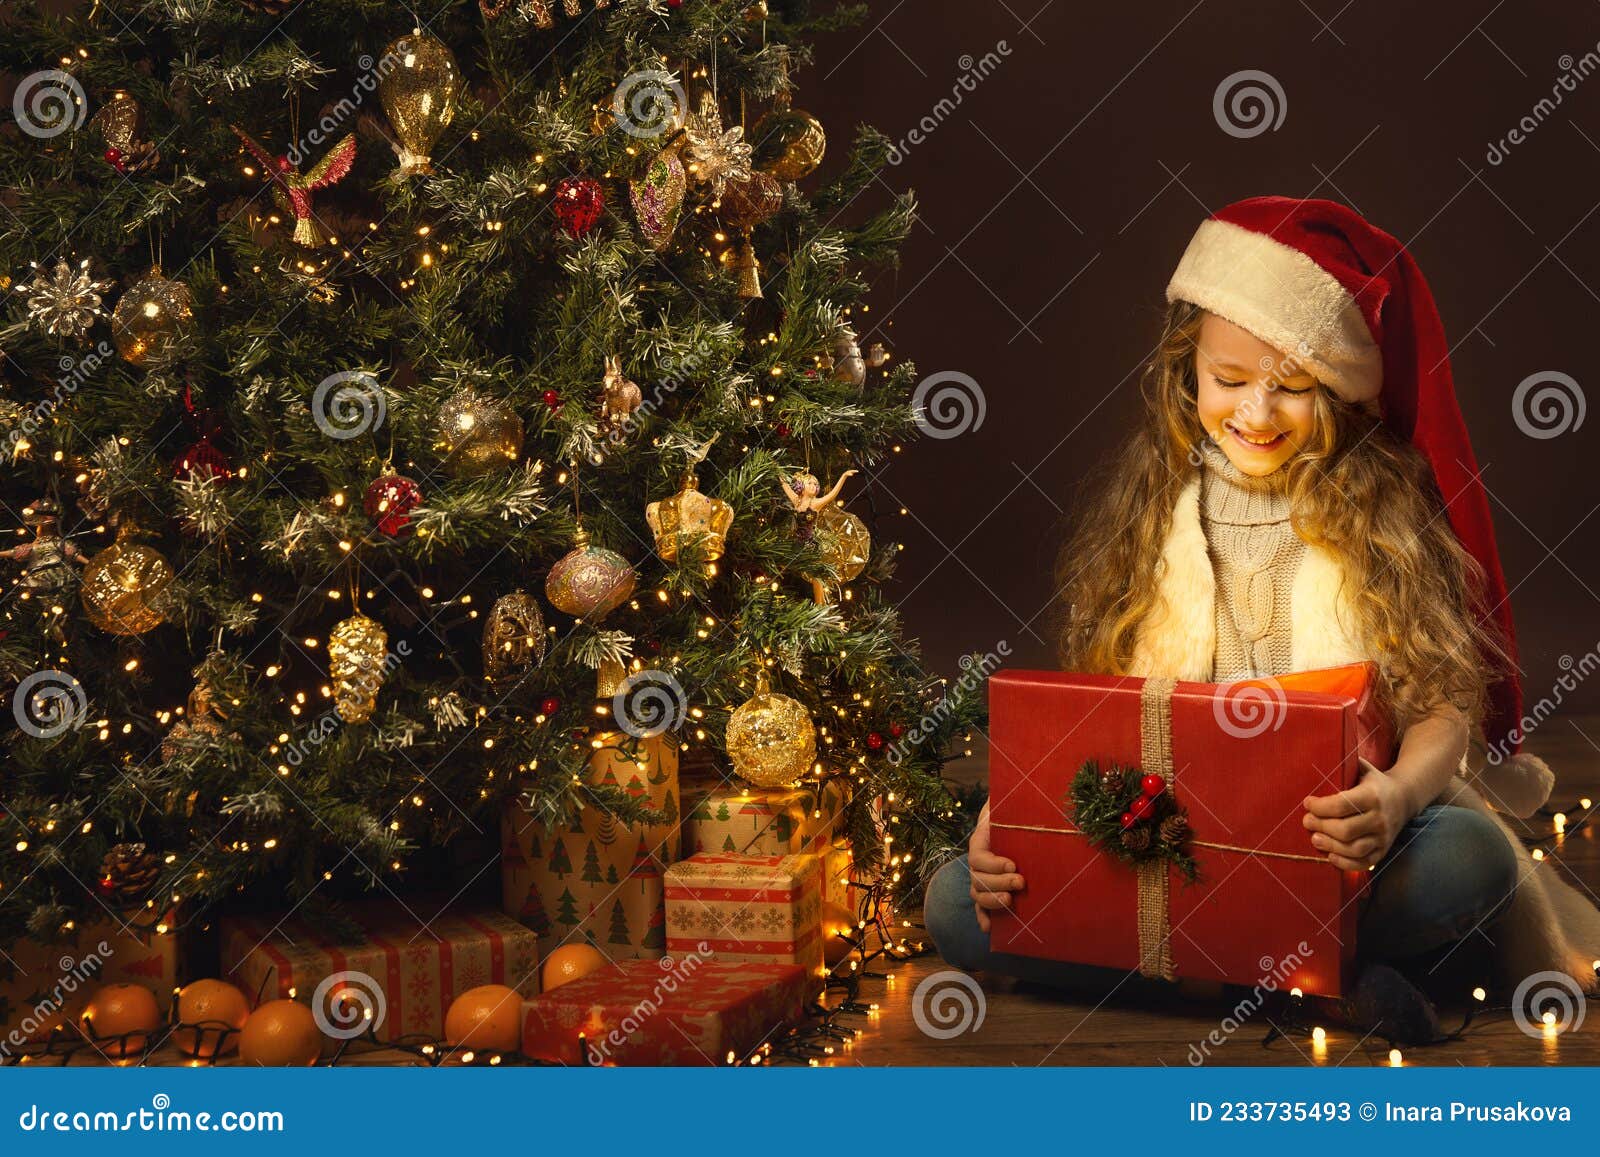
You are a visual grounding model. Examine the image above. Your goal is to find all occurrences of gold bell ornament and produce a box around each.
[545,521,636,620]
[730,234,762,300]
[646,470,734,567]
[482,591,548,683]
[328,612,389,724]
[110,266,193,365]
[726,668,817,788]
[378,29,460,176]
[80,516,174,636]
[435,389,524,476]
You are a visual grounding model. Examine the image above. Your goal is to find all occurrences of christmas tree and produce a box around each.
[0,0,980,946]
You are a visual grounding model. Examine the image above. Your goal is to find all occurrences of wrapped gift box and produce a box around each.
[501,732,680,959]
[521,958,809,1065]
[665,853,825,978]
[0,912,178,1045]
[987,663,1394,997]
[220,902,538,1043]
[682,777,845,857]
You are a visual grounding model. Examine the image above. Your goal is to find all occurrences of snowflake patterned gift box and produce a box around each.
[500,731,681,961]
[521,958,810,1066]
[219,901,538,1044]
[681,776,846,856]
[664,852,825,978]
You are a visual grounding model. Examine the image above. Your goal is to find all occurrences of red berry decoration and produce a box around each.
[541,389,561,409]
[1140,773,1165,797]
[866,732,885,751]
[889,721,905,738]
[1130,795,1156,821]
[540,697,561,716]
[104,146,126,172]
[774,421,791,438]
[364,473,424,538]
[1119,811,1136,830]
[552,175,605,238]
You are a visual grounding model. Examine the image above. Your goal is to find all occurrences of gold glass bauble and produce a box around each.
[812,503,870,582]
[645,472,734,566]
[328,613,388,724]
[752,107,826,181]
[81,525,173,636]
[378,30,461,175]
[435,389,523,476]
[719,170,783,230]
[544,524,636,620]
[482,591,547,682]
[111,266,193,365]
[726,670,817,788]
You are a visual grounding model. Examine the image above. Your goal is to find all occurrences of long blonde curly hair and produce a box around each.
[1055,299,1509,734]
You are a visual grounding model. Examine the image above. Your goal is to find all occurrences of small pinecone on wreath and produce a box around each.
[1098,766,1125,795]
[98,842,161,904]
[1121,825,1152,853]
[1158,813,1189,845]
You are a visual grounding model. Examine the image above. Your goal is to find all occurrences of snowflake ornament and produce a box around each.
[18,258,115,338]
[681,92,752,196]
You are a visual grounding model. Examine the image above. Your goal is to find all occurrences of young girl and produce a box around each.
[926,197,1600,1041]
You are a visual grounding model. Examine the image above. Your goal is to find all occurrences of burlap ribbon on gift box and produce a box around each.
[993,676,1327,981]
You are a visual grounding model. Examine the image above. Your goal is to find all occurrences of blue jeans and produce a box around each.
[924,804,1519,990]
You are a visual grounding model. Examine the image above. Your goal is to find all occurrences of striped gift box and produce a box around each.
[664,853,824,979]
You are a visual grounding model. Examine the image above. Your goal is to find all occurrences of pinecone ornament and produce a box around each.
[1098,766,1125,795]
[98,842,161,904]
[1120,825,1152,853]
[1158,813,1189,845]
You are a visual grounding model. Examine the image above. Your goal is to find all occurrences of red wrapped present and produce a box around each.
[987,663,1394,997]
[665,853,825,978]
[220,902,539,1043]
[521,958,810,1065]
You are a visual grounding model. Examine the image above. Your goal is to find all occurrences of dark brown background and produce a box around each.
[809,0,1600,717]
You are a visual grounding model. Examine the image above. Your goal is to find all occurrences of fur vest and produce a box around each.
[1129,475,1600,993]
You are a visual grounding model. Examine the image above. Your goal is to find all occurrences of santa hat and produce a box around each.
[1166,196,1551,813]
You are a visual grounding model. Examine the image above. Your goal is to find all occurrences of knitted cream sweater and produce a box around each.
[1199,440,1306,681]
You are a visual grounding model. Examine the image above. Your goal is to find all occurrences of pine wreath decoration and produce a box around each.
[1067,760,1199,882]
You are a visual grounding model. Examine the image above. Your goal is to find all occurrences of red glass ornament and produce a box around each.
[866,732,885,751]
[174,440,232,483]
[889,721,905,738]
[1119,811,1136,830]
[552,176,605,238]
[540,697,561,716]
[364,473,424,537]
[541,389,561,409]
[774,421,791,438]
[1140,773,1165,797]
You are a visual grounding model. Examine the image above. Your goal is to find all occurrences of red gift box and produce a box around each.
[987,663,1393,997]
[521,958,809,1066]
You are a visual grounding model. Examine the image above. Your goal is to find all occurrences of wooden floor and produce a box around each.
[20,717,1600,1069]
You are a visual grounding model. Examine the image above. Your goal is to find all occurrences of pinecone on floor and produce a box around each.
[1121,825,1151,853]
[98,842,160,904]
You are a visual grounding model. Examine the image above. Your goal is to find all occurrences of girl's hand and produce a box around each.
[968,801,1025,933]
[1301,758,1415,871]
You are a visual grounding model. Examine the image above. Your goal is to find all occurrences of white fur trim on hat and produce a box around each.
[1166,217,1383,405]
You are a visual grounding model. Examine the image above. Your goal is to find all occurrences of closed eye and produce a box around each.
[1214,378,1246,388]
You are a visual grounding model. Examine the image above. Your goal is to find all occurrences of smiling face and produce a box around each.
[1193,313,1320,476]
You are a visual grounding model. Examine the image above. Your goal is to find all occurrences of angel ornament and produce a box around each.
[230,125,358,249]
[598,354,642,430]
[783,468,859,603]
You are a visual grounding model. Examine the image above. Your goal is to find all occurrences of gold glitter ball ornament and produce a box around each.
[328,613,388,724]
[378,29,460,176]
[435,389,524,476]
[726,670,817,788]
[111,266,193,365]
[752,105,826,182]
[545,523,636,621]
[81,523,173,636]
[645,472,734,565]
[811,503,870,583]
[482,591,548,682]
